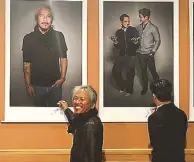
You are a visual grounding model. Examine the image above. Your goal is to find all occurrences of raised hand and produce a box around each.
[110,35,118,44]
[131,37,140,44]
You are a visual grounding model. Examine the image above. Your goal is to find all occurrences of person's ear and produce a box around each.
[91,103,95,109]
[153,93,157,100]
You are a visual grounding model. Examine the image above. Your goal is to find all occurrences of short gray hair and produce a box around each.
[34,5,54,23]
[72,85,97,107]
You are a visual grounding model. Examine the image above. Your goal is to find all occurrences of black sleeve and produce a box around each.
[64,108,76,134]
[57,32,68,58]
[148,114,163,148]
[127,27,139,49]
[148,115,154,147]
[133,27,140,49]
[64,108,74,125]
[134,27,139,37]
[84,122,102,162]
[183,112,188,148]
[114,30,121,49]
[22,34,32,62]
[184,112,188,133]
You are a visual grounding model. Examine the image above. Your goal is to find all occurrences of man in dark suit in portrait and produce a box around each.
[110,14,139,96]
[137,8,161,95]
[148,79,188,162]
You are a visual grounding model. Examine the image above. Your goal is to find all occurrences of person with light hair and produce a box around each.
[22,5,68,107]
[58,85,103,162]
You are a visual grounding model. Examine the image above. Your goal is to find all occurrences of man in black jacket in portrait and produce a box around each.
[110,14,139,96]
[148,79,188,162]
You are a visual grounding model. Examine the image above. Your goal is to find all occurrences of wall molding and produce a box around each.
[0,149,193,162]
[0,148,193,155]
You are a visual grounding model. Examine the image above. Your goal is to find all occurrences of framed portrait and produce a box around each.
[190,0,194,121]
[99,0,179,122]
[3,0,87,122]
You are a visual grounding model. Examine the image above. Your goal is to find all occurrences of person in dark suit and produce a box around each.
[110,14,139,96]
[148,79,188,162]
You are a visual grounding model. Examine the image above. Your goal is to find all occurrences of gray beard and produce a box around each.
[39,26,50,33]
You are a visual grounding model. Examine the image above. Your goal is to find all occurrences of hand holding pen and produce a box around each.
[51,100,69,114]
[57,100,69,111]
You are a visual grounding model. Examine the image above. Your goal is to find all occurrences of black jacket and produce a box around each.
[114,26,139,56]
[148,103,188,162]
[64,108,103,162]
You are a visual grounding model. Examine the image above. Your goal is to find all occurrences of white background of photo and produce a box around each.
[99,0,179,122]
[3,0,87,122]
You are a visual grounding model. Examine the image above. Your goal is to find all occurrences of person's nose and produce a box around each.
[76,98,81,104]
[43,16,48,21]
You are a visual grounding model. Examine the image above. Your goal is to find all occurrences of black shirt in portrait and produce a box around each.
[22,26,68,86]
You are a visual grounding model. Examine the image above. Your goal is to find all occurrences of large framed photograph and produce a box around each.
[4,0,87,122]
[99,0,179,122]
[190,0,194,121]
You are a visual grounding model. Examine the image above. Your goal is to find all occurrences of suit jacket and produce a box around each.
[148,103,188,162]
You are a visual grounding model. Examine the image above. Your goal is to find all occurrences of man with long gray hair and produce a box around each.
[22,5,68,107]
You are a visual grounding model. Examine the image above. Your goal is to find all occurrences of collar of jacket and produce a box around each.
[34,25,54,37]
[67,108,98,134]
[156,102,175,112]
[141,21,151,29]
[33,25,55,48]
[121,27,127,32]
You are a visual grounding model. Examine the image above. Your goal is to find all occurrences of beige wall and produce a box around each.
[0,0,193,161]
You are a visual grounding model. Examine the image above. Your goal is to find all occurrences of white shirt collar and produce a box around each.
[122,27,127,32]
[156,102,171,111]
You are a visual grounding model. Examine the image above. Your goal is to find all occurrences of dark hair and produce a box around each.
[138,8,151,19]
[120,14,129,22]
[150,79,172,102]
